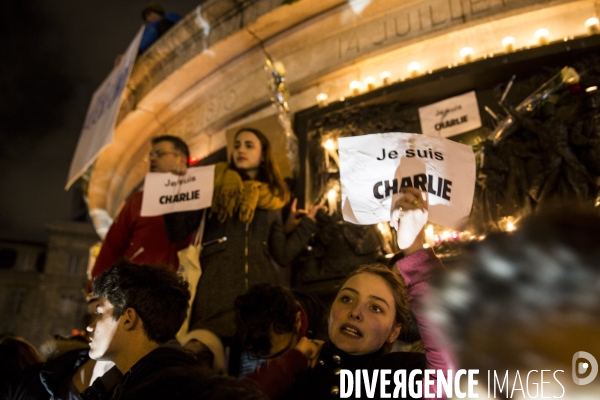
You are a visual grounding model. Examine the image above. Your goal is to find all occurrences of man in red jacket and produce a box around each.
[90,136,192,286]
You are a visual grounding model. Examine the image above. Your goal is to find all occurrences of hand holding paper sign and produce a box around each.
[141,164,215,217]
[338,132,475,231]
[169,162,188,176]
[390,187,428,253]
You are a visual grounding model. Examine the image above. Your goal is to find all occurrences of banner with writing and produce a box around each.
[339,133,476,230]
[141,165,215,217]
[66,27,144,189]
[418,91,482,138]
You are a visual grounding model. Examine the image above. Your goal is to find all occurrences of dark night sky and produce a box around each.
[0,1,201,243]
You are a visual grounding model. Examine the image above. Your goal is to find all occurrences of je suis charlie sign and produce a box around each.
[418,91,482,138]
[339,133,476,230]
[141,165,215,217]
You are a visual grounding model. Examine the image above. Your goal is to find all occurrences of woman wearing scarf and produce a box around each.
[164,128,319,343]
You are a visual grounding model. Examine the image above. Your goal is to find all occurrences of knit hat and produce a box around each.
[141,2,165,20]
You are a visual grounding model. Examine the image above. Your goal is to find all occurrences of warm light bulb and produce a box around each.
[328,189,338,202]
[442,231,451,240]
[407,62,421,77]
[380,71,391,85]
[324,139,335,150]
[535,29,549,45]
[460,47,474,62]
[363,76,376,90]
[506,222,516,232]
[349,80,362,95]
[502,36,515,53]
[586,17,599,34]
[316,93,328,107]
[586,86,598,92]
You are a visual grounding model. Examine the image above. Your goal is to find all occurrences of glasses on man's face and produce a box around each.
[146,150,179,161]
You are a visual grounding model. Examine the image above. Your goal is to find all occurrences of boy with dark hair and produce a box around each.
[83,260,266,400]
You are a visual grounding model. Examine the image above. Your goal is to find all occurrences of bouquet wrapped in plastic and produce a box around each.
[488,67,581,145]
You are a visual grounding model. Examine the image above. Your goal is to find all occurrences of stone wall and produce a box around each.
[0,221,98,347]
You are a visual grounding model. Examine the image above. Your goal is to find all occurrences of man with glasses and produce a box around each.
[89,136,192,288]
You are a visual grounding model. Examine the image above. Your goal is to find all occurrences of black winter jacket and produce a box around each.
[165,208,317,337]
[6,348,89,400]
[79,341,265,400]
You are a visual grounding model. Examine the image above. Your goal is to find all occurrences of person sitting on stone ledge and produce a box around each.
[139,2,182,54]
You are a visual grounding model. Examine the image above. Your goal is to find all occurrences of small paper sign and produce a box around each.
[141,165,215,217]
[418,91,482,138]
[339,132,476,230]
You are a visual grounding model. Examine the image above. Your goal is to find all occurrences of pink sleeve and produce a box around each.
[396,248,457,399]
[243,349,308,399]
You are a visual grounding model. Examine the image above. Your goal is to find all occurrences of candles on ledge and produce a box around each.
[316,93,328,107]
[502,36,515,53]
[407,62,421,78]
[460,47,474,63]
[313,22,600,109]
[363,76,376,91]
[380,71,391,85]
[425,225,435,247]
[535,28,549,45]
[349,80,362,96]
[586,17,599,34]
[323,139,339,171]
[327,188,338,216]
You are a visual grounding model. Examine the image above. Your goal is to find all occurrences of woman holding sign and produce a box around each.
[164,128,320,345]
[245,187,454,399]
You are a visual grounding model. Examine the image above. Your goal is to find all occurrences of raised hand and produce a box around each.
[284,199,324,233]
[390,187,428,254]
[294,337,324,368]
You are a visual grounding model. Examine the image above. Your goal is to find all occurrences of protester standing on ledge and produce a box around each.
[88,136,192,290]
[164,128,320,344]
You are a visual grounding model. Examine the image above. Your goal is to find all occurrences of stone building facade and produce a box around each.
[0,221,98,347]
[84,0,600,235]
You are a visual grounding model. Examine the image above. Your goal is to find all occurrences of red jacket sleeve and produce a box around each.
[91,196,137,281]
[243,349,308,399]
[396,248,457,399]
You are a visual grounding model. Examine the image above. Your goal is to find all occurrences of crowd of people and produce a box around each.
[2,126,599,400]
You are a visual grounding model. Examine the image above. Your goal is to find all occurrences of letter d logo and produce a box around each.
[572,351,598,385]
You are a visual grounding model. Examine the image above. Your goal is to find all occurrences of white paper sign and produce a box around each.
[141,165,215,217]
[418,91,482,138]
[66,27,144,189]
[339,132,476,230]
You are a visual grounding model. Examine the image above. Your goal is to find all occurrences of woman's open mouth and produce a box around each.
[340,324,363,338]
